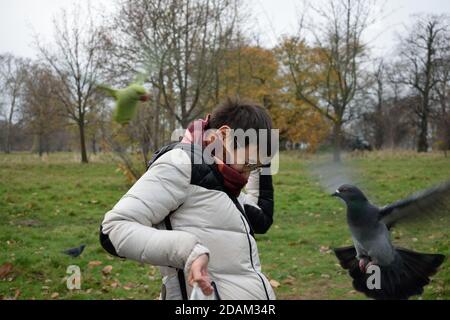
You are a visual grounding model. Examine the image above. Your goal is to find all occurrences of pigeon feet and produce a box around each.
[359,258,371,272]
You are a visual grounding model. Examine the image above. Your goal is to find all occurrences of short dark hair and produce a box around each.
[209,97,273,156]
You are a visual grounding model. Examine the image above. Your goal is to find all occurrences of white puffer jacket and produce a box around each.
[100,143,275,300]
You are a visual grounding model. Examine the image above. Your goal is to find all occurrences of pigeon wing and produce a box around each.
[378,180,450,229]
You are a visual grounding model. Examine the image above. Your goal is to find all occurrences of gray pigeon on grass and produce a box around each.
[62,244,86,258]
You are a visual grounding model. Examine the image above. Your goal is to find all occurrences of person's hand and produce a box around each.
[188,254,213,296]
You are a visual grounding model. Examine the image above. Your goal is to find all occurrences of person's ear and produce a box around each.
[217,126,234,158]
[204,129,216,145]
[217,126,232,143]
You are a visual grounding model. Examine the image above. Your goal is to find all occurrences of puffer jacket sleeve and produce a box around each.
[100,148,209,270]
[241,165,274,234]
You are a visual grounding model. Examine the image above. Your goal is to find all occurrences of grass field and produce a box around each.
[0,151,449,300]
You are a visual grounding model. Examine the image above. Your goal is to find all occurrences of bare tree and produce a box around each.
[21,64,64,156]
[105,0,238,127]
[36,4,107,163]
[91,0,240,180]
[393,14,450,152]
[279,0,377,162]
[0,53,28,153]
[432,55,450,155]
[370,60,387,149]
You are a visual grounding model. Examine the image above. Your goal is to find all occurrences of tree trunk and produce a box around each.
[170,112,177,134]
[333,122,342,163]
[374,105,384,150]
[4,123,11,154]
[45,136,50,155]
[374,124,383,150]
[141,137,150,167]
[417,113,429,153]
[5,89,17,154]
[39,134,43,157]
[154,90,161,150]
[78,121,89,163]
[92,134,97,155]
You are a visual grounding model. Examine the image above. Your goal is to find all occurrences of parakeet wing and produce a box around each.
[133,49,166,85]
[133,71,149,86]
[97,84,118,99]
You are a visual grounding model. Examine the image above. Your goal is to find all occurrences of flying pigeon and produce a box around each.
[332,182,449,300]
[62,244,86,258]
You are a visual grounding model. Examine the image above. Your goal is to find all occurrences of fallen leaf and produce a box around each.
[51,292,59,299]
[102,265,113,275]
[0,263,13,280]
[319,246,332,254]
[13,289,20,300]
[269,279,280,288]
[282,276,296,286]
[88,261,103,268]
[123,282,136,290]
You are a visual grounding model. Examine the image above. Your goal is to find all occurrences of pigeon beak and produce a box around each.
[331,190,340,197]
[139,94,150,102]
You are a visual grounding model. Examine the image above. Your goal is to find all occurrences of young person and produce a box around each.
[100,98,276,300]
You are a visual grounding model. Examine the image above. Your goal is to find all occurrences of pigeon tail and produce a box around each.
[333,246,445,300]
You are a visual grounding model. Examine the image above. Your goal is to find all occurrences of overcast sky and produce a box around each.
[1,0,449,59]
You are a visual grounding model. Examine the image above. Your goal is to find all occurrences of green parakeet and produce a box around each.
[99,53,163,124]
[98,83,150,125]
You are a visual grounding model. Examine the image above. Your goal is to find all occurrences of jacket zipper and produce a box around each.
[231,196,271,300]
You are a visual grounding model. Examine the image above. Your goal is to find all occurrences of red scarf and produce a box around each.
[181,116,248,197]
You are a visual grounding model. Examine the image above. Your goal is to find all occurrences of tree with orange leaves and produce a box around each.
[216,44,328,151]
